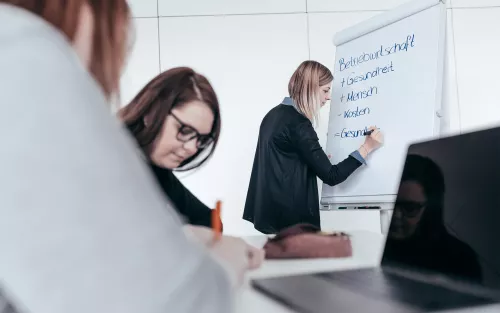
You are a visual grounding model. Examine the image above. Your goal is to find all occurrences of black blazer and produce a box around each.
[243,103,362,234]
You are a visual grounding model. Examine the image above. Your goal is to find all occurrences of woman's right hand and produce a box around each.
[210,235,265,287]
[183,225,265,286]
[361,126,384,156]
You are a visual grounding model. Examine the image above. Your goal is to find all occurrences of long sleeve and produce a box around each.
[0,7,232,313]
[152,166,223,230]
[292,121,363,186]
[0,286,18,313]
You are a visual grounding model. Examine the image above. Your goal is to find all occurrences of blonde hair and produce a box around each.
[288,60,333,125]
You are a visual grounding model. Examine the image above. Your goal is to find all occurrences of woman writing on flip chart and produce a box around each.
[243,60,384,234]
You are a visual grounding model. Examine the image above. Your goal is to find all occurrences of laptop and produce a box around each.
[251,126,500,312]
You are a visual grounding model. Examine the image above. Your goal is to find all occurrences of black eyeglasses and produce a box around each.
[394,200,427,218]
[170,112,214,149]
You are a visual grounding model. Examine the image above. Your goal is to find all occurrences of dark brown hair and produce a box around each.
[1,0,131,98]
[118,67,221,171]
[399,154,446,238]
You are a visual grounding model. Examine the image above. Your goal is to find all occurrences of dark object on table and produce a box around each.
[263,223,352,259]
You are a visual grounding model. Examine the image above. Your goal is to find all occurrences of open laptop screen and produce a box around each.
[381,127,500,290]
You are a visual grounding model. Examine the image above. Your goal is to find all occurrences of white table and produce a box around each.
[235,231,500,313]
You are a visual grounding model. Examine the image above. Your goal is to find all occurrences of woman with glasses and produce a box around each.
[385,154,481,282]
[120,67,220,228]
[119,67,264,275]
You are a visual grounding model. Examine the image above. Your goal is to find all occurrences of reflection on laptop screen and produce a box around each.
[381,127,500,290]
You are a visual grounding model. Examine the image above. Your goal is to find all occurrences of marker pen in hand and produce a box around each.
[363,128,380,136]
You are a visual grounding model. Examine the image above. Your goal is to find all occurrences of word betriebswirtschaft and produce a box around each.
[338,34,415,72]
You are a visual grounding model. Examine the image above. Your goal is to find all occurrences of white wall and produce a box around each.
[122,0,500,236]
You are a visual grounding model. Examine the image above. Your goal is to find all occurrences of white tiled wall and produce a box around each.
[121,0,500,236]
[158,0,306,16]
[120,18,160,105]
[307,0,412,12]
[451,7,500,133]
[451,0,500,8]
[128,0,158,17]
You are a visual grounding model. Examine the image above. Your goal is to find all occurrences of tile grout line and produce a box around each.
[156,0,162,72]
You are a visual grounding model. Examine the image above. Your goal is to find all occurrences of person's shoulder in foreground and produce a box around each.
[0,4,232,313]
[0,286,21,313]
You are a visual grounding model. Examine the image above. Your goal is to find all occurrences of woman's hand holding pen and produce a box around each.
[183,202,265,287]
[359,125,384,158]
[212,200,264,280]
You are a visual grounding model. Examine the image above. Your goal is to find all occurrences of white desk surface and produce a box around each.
[235,231,500,313]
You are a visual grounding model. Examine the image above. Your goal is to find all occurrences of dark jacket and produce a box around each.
[243,99,363,234]
[149,163,222,230]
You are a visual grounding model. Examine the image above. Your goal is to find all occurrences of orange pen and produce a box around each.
[212,200,222,241]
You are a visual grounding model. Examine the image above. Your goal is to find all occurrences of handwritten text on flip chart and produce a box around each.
[332,34,416,139]
[338,34,415,72]
[340,106,371,119]
[334,127,370,138]
[340,61,394,88]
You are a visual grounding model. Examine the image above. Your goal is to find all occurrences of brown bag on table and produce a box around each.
[263,223,352,259]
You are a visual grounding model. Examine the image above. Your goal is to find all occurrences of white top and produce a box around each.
[0,4,231,313]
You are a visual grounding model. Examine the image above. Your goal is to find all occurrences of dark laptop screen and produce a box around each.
[381,127,500,290]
